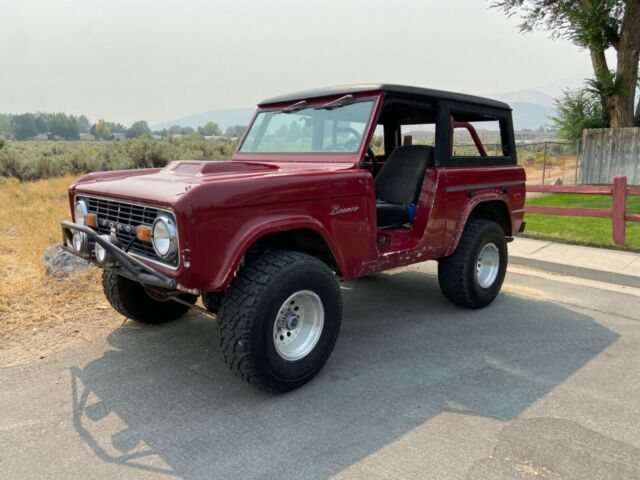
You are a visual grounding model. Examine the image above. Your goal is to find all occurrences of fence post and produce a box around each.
[612,176,627,245]
[575,139,580,185]
[541,142,547,185]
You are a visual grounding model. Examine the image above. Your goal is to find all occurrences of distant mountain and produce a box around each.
[509,101,556,130]
[536,73,590,98]
[488,89,555,107]
[151,107,255,131]
[484,89,556,130]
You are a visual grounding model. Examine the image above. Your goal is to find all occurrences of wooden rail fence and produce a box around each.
[526,176,640,246]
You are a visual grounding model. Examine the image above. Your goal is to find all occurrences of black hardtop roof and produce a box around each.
[258,84,511,110]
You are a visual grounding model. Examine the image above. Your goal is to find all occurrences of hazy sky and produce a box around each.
[1,0,597,125]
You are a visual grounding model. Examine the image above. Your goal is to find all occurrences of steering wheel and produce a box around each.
[323,127,362,152]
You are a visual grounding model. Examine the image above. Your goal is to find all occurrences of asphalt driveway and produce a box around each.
[1,264,639,479]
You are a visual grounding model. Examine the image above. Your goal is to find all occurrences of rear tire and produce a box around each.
[102,270,196,324]
[438,218,507,308]
[218,251,342,392]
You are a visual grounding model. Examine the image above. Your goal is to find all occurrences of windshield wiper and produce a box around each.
[316,94,355,110]
[281,100,307,113]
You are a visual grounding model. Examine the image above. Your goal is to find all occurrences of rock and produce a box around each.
[43,243,93,276]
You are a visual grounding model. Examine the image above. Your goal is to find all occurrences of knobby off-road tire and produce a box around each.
[438,218,507,309]
[102,270,196,324]
[218,251,342,392]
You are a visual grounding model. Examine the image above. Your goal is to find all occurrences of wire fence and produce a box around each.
[453,141,581,185]
[517,141,581,186]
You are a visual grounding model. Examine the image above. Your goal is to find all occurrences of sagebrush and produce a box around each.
[0,136,236,181]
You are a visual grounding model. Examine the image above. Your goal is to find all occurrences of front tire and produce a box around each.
[438,218,507,308]
[218,251,342,392]
[102,270,196,324]
[202,292,224,314]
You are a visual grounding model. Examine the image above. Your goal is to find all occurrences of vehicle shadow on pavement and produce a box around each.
[69,270,618,479]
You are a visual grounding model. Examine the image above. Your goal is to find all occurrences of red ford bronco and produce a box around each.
[61,84,526,392]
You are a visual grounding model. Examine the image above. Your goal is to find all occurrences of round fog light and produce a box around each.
[94,235,116,265]
[72,231,87,254]
[95,241,107,264]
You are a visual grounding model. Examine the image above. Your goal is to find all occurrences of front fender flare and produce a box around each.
[210,216,344,291]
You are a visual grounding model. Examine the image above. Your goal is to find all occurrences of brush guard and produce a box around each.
[61,221,177,290]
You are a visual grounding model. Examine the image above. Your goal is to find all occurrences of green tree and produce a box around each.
[552,88,609,141]
[0,114,11,133]
[48,113,80,140]
[108,122,126,134]
[493,0,640,127]
[34,113,49,134]
[11,114,38,140]
[153,128,169,138]
[92,119,113,140]
[77,115,90,133]
[126,120,151,139]
[224,125,247,138]
[198,121,221,136]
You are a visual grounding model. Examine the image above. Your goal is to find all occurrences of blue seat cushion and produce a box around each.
[376,202,409,228]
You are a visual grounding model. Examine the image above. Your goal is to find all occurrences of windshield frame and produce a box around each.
[233,92,382,163]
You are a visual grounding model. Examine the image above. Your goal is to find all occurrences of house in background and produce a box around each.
[79,133,95,141]
[113,133,126,141]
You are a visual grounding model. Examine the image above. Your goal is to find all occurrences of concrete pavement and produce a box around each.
[510,237,640,288]
[1,263,639,479]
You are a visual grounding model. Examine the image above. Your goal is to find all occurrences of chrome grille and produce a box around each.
[80,196,178,268]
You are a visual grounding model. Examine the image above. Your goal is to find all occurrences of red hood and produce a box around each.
[72,160,362,208]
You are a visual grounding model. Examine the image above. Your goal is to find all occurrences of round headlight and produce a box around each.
[75,199,88,226]
[151,215,177,259]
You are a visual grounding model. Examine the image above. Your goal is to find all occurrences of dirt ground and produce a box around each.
[523,155,578,185]
[0,176,125,366]
[0,291,122,367]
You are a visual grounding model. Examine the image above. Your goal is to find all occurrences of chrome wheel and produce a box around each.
[273,290,324,361]
[476,243,500,288]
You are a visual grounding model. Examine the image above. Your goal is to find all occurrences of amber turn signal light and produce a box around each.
[136,225,151,242]
[85,213,97,227]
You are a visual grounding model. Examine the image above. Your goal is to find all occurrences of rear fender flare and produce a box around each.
[445,194,511,257]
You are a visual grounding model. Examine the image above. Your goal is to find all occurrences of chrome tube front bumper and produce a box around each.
[60,221,177,290]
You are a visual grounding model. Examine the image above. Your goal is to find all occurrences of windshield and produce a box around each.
[239,100,374,154]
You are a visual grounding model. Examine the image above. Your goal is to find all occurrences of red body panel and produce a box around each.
[69,159,525,291]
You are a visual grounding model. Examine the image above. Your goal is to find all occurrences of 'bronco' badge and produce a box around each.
[330,205,359,216]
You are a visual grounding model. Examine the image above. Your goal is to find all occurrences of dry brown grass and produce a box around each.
[0,176,119,362]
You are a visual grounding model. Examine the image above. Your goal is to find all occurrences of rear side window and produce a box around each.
[435,102,516,167]
[451,118,503,157]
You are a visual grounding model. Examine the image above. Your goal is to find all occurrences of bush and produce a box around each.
[0,137,238,181]
[552,88,608,142]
